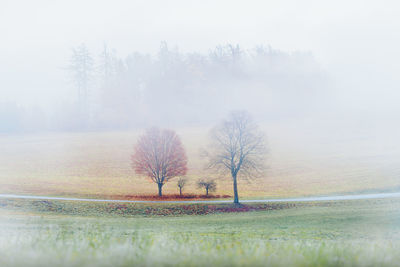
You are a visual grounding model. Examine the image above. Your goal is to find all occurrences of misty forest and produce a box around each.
[1,1,400,267]
[1,42,325,132]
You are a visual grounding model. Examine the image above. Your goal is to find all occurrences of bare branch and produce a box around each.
[204,110,267,203]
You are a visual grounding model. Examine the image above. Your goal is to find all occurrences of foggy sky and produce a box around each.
[1,0,400,112]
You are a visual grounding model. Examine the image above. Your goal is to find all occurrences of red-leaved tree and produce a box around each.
[131,128,188,196]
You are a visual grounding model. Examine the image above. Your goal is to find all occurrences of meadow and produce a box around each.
[1,124,400,266]
[1,197,400,266]
[1,121,400,199]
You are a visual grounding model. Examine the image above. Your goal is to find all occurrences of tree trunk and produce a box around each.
[158,183,163,196]
[179,187,182,196]
[233,174,239,204]
[206,188,209,196]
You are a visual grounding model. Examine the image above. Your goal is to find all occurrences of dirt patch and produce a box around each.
[106,194,231,201]
[141,203,296,216]
[0,198,295,217]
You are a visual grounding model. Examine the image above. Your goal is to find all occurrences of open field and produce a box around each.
[2,122,398,266]
[1,197,400,266]
[1,121,400,199]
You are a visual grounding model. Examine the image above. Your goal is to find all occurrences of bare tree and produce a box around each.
[177,177,187,196]
[197,179,216,196]
[131,128,188,196]
[205,111,267,204]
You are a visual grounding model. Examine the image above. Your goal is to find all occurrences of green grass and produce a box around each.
[1,198,400,266]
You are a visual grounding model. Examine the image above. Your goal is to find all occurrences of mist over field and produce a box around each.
[3,2,400,267]
[2,0,400,131]
[1,0,400,198]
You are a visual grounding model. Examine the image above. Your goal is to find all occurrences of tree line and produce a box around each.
[0,42,324,133]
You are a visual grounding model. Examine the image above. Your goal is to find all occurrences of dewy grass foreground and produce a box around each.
[0,198,399,266]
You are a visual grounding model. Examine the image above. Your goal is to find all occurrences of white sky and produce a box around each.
[1,0,400,108]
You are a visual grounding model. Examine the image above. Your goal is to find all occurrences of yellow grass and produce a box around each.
[1,123,399,198]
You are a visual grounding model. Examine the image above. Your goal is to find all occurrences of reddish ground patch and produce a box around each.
[0,198,295,216]
[106,194,231,201]
[140,203,296,216]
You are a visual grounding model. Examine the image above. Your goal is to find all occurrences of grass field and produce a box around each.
[1,197,400,266]
[1,122,400,199]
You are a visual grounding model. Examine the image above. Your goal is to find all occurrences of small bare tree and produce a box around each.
[205,111,267,204]
[177,177,187,196]
[197,179,216,196]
